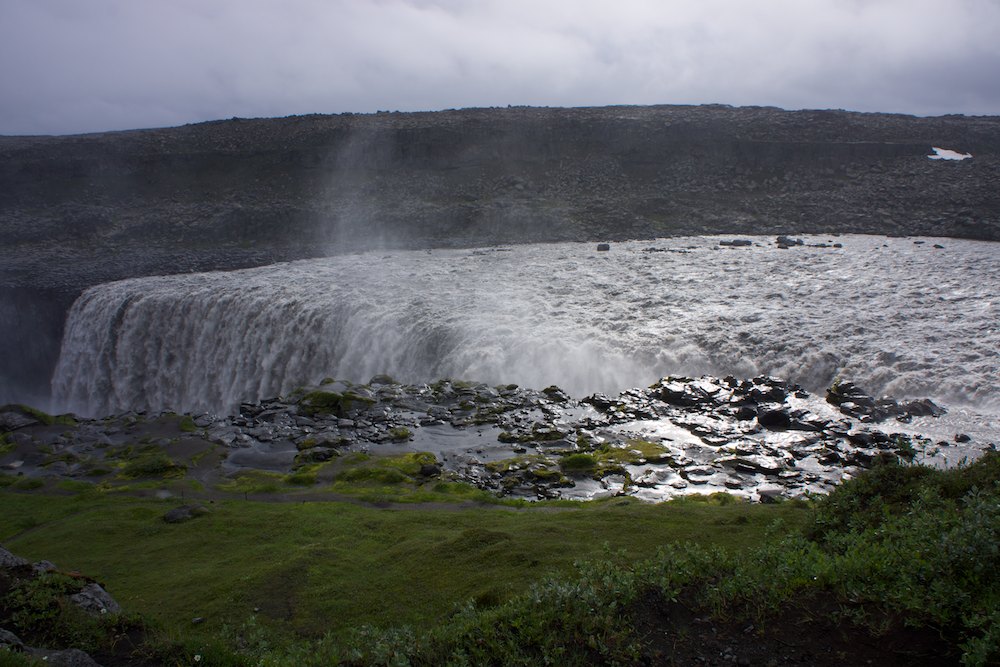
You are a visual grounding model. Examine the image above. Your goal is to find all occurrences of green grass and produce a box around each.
[6,453,996,665]
[0,490,806,649]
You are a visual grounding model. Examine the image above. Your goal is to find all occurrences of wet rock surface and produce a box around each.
[1,375,991,503]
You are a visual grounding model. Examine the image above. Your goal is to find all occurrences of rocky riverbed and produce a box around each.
[2,374,991,503]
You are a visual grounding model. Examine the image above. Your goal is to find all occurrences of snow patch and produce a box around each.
[928,147,972,161]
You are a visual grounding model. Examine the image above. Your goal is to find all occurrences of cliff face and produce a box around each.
[1,104,998,403]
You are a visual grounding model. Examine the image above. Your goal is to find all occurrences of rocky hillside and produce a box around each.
[1,104,998,403]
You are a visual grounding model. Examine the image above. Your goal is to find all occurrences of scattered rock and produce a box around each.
[0,371,973,503]
[596,243,611,251]
[826,381,944,422]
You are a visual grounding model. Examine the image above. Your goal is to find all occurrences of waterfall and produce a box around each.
[51,236,1000,417]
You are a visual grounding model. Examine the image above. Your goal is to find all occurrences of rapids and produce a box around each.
[52,235,999,427]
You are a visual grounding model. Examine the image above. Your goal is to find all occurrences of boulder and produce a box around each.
[900,398,946,418]
[0,628,24,650]
[541,385,570,403]
[28,647,101,667]
[69,582,122,616]
[758,488,785,503]
[32,560,58,574]
[0,545,28,569]
[0,409,37,431]
[596,243,611,251]
[757,406,791,430]
[296,447,339,463]
[162,504,210,524]
[419,463,442,477]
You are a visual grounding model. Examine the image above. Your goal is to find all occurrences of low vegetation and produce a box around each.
[1,453,997,665]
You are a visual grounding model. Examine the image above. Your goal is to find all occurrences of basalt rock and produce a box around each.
[827,381,946,422]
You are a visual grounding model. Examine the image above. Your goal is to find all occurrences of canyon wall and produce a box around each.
[2,104,998,403]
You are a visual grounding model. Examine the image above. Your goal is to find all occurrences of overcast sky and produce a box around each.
[2,0,999,135]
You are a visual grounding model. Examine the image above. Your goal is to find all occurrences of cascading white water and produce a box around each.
[52,235,1000,420]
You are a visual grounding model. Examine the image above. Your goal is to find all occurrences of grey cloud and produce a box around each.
[1,0,999,135]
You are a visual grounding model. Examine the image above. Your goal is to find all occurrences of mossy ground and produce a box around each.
[0,488,806,651]
[4,453,998,665]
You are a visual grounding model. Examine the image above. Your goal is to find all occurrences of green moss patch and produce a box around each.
[332,451,437,485]
[298,389,375,417]
[559,453,598,473]
[117,454,186,480]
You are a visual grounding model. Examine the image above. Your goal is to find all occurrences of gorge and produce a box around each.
[2,104,999,408]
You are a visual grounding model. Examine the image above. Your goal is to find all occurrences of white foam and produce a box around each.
[52,236,1000,438]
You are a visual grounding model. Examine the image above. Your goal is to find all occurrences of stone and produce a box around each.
[901,398,946,418]
[162,504,210,524]
[596,243,611,251]
[28,648,101,667]
[0,628,24,650]
[297,447,339,463]
[32,560,58,574]
[719,239,752,247]
[193,414,215,427]
[70,582,122,616]
[758,488,785,503]
[419,463,442,477]
[756,407,791,430]
[0,545,28,569]
[541,385,570,402]
[718,455,784,475]
[955,433,971,443]
[0,409,37,431]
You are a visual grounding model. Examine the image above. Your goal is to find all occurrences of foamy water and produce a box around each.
[52,235,999,436]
